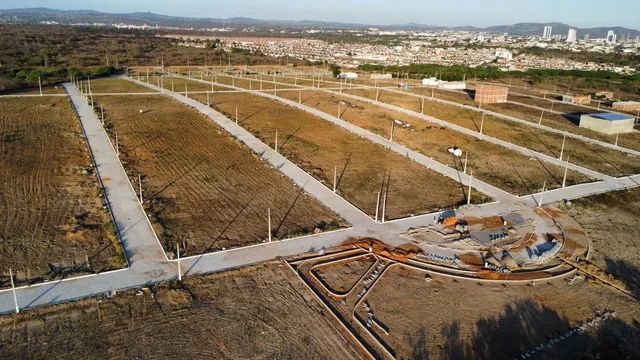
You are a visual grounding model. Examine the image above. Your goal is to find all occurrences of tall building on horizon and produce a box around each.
[566,28,577,43]
[607,30,617,43]
[543,26,553,39]
[584,33,590,41]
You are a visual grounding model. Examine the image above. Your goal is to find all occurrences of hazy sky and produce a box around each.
[2,0,639,29]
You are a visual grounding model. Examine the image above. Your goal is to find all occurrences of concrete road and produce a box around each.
[1,78,638,315]
[170,74,516,203]
[211,73,614,181]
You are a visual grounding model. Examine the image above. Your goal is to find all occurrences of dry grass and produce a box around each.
[313,255,375,294]
[188,87,477,220]
[274,89,591,195]
[86,78,154,94]
[0,262,362,360]
[359,263,640,359]
[345,88,640,177]
[0,97,124,287]
[95,93,340,256]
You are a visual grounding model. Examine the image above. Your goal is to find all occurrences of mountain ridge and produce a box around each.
[0,7,637,38]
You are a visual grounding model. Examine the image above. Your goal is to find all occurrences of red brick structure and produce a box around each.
[474,85,509,104]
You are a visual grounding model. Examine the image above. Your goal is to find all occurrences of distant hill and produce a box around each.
[483,22,639,39]
[0,8,638,38]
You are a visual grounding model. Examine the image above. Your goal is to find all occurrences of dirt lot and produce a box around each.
[274,89,591,195]
[85,78,154,94]
[0,262,362,360]
[561,188,640,297]
[155,76,230,93]
[314,255,375,294]
[360,264,639,359]
[344,88,640,177]
[0,84,67,95]
[95,93,340,256]
[189,87,476,219]
[0,97,124,287]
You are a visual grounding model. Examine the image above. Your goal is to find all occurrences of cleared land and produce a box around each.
[562,188,640,297]
[0,97,124,287]
[275,89,591,195]
[313,255,375,294]
[84,78,153,94]
[343,88,640,177]
[187,87,477,219]
[0,262,362,359]
[95,92,340,256]
[358,263,639,359]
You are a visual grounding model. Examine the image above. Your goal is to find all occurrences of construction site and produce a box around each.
[1,64,639,359]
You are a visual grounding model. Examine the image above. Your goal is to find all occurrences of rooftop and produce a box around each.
[590,113,633,121]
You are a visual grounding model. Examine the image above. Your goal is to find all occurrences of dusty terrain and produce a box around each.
[313,254,376,294]
[275,89,591,195]
[344,88,640,177]
[0,262,362,360]
[95,93,341,256]
[360,264,639,359]
[85,78,153,94]
[189,87,477,219]
[562,188,640,297]
[0,97,124,286]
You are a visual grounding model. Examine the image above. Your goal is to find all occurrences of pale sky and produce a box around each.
[1,0,639,29]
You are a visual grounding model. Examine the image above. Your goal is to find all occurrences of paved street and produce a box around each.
[1,77,638,315]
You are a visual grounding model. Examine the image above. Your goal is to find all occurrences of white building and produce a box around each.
[607,30,617,43]
[495,49,513,61]
[579,113,635,135]
[337,72,358,79]
[543,26,553,39]
[566,29,577,43]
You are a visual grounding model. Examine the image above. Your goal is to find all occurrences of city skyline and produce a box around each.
[1,0,639,29]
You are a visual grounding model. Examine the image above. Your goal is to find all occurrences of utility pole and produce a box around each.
[38,76,42,96]
[206,92,210,107]
[235,106,238,124]
[538,180,546,207]
[480,113,485,134]
[615,133,619,147]
[562,156,570,188]
[390,120,395,142]
[463,152,468,174]
[375,191,381,222]
[420,97,425,114]
[138,174,143,204]
[539,109,544,125]
[467,170,473,205]
[267,208,272,242]
[381,191,387,223]
[176,243,181,281]
[559,132,566,160]
[115,133,119,156]
[274,129,278,153]
[9,268,19,314]
[333,165,337,193]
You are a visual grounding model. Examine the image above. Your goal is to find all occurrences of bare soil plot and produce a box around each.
[85,78,154,94]
[190,89,475,220]
[359,264,640,359]
[276,90,591,195]
[0,84,66,95]
[313,255,376,294]
[154,76,230,93]
[561,188,640,297]
[0,262,363,360]
[95,94,340,256]
[485,100,640,152]
[0,97,124,287]
[345,88,640,177]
